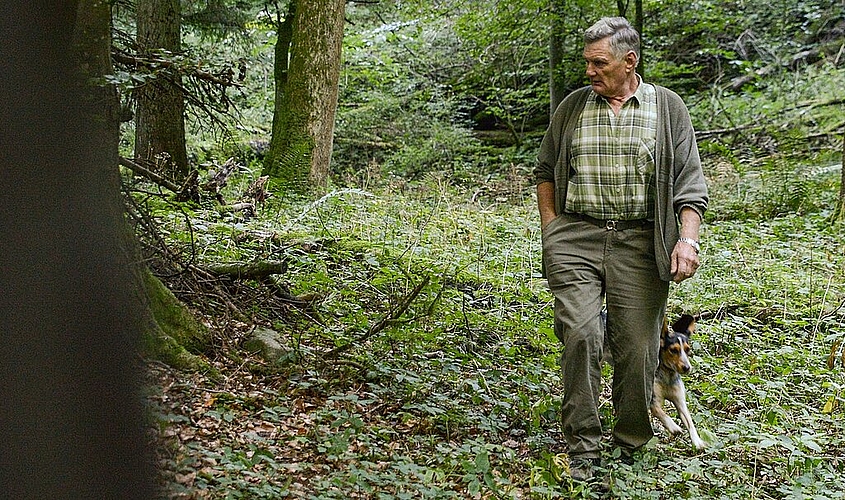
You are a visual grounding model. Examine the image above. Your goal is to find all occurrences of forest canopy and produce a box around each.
[109,0,844,190]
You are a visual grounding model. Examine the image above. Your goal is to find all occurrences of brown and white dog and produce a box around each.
[650,314,705,450]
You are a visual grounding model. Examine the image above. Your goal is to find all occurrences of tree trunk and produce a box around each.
[263,0,346,190]
[77,0,209,370]
[73,0,146,358]
[139,268,211,369]
[634,0,644,78]
[549,0,566,116]
[74,0,120,155]
[617,0,628,17]
[837,131,845,223]
[135,0,189,179]
[264,3,296,183]
[0,1,151,495]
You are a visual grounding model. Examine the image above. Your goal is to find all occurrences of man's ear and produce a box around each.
[625,50,638,70]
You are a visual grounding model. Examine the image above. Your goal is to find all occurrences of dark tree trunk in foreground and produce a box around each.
[263,0,346,190]
[0,0,152,496]
[75,0,121,191]
[135,0,189,178]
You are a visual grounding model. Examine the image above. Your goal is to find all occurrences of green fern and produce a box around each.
[264,139,312,190]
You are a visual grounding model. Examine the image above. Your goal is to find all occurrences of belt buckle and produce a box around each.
[605,220,617,231]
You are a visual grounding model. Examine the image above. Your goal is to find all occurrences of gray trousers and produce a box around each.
[541,213,668,458]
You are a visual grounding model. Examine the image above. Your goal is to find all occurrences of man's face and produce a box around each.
[583,37,633,98]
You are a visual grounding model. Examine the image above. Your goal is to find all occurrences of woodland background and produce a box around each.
[71,0,845,498]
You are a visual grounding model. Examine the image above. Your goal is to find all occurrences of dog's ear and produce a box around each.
[672,314,696,335]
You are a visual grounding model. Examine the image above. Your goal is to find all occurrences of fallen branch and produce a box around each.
[120,156,181,192]
[188,264,250,323]
[112,51,242,88]
[219,202,255,213]
[794,97,845,109]
[696,124,759,139]
[728,38,845,91]
[334,136,398,150]
[323,275,431,360]
[806,125,845,140]
[175,169,199,202]
[205,261,288,280]
[243,176,271,205]
[203,158,240,203]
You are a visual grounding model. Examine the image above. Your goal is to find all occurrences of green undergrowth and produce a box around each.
[691,63,845,222]
[147,161,845,498]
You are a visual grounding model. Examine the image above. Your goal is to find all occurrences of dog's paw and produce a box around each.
[691,436,706,450]
[666,423,683,435]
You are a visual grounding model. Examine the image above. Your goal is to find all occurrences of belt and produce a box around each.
[566,212,653,231]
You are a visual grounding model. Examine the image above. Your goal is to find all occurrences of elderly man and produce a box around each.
[534,17,708,481]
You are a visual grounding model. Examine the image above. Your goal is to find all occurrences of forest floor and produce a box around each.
[143,173,845,499]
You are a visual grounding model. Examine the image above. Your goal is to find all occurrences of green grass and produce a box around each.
[145,159,845,498]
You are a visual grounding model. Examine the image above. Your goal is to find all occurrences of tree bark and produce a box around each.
[838,131,845,223]
[617,0,628,16]
[272,2,295,135]
[140,268,211,367]
[549,0,566,116]
[77,0,208,370]
[0,0,152,495]
[634,0,644,78]
[263,0,346,190]
[135,0,189,179]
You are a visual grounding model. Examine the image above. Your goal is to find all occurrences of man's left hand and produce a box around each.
[671,240,699,283]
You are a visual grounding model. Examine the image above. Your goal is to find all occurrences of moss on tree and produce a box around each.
[140,269,212,372]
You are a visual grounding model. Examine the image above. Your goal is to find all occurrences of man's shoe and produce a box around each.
[568,457,600,482]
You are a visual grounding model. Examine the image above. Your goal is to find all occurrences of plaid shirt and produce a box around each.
[565,79,658,220]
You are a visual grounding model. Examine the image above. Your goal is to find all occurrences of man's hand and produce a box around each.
[537,181,557,230]
[671,240,700,283]
[671,207,702,283]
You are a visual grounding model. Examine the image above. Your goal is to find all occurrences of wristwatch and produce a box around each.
[677,237,700,254]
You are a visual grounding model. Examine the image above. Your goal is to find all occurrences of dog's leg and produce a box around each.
[651,385,683,435]
[651,401,684,435]
[668,384,705,450]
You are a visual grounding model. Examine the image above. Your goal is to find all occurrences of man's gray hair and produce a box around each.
[584,17,640,63]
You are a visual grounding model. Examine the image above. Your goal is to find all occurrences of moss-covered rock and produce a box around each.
[243,327,301,367]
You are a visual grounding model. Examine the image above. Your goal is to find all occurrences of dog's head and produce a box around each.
[660,314,695,374]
